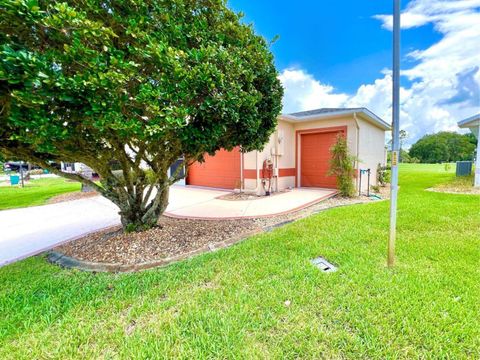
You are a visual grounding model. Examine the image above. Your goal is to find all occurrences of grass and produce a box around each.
[0,164,479,358]
[0,177,81,210]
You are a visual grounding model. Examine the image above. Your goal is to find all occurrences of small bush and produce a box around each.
[377,163,390,187]
[328,134,357,197]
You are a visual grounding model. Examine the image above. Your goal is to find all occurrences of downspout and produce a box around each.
[353,113,361,191]
[274,128,279,192]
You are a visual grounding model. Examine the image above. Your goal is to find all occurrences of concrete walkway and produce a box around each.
[165,187,336,219]
[0,186,335,267]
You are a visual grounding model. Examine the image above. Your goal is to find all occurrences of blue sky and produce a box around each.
[228,0,480,144]
[229,0,440,92]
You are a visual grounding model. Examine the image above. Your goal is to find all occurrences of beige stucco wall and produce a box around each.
[243,120,295,193]
[356,115,387,191]
[242,114,387,193]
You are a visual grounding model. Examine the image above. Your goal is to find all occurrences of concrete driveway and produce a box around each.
[0,186,335,267]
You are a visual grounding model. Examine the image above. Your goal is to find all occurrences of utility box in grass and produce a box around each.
[456,161,473,177]
[10,175,20,185]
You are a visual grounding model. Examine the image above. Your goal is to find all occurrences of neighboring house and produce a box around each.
[61,160,185,184]
[458,114,480,187]
[186,108,391,193]
[60,162,96,178]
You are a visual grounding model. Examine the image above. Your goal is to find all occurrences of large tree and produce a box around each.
[0,0,283,231]
[409,132,476,163]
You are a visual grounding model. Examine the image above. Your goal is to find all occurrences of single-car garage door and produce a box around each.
[300,131,341,188]
[187,148,241,189]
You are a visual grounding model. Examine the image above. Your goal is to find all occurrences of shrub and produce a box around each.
[328,134,357,197]
[377,163,390,187]
[0,1,283,231]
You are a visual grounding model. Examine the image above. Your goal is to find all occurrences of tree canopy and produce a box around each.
[0,0,283,230]
[409,132,476,163]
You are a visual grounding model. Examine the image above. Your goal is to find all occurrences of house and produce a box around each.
[186,108,390,194]
[458,114,480,187]
[60,162,97,179]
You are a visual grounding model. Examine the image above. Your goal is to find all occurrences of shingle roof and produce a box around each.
[281,107,391,130]
[288,108,364,117]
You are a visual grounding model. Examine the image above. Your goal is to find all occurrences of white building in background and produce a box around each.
[60,162,95,178]
[458,114,480,187]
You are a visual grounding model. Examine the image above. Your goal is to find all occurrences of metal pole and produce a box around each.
[388,0,401,267]
[367,169,370,197]
[359,170,362,197]
[20,164,24,188]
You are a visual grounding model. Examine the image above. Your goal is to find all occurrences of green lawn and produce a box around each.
[0,177,81,210]
[0,164,479,359]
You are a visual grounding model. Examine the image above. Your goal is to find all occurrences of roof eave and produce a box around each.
[357,108,391,131]
[280,108,391,131]
[458,114,480,128]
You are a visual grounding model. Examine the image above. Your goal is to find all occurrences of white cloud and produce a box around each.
[373,12,430,30]
[374,0,480,30]
[279,69,348,113]
[279,0,480,145]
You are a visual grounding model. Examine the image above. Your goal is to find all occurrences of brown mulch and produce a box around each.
[54,217,259,265]
[53,185,391,268]
[218,190,288,201]
[48,191,99,204]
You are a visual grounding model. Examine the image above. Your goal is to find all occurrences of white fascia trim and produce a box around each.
[279,108,391,131]
[358,108,391,130]
[458,114,480,128]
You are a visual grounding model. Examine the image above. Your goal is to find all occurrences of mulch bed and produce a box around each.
[54,217,260,265]
[48,191,99,204]
[218,190,288,201]
[52,186,391,270]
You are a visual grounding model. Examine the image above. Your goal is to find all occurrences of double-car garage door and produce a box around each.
[187,148,241,190]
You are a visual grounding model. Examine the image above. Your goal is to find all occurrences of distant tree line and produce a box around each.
[407,132,476,163]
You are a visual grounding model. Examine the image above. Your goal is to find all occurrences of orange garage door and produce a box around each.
[300,131,340,188]
[187,148,241,189]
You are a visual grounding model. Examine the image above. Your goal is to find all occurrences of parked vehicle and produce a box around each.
[3,162,41,172]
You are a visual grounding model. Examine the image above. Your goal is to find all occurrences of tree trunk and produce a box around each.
[118,185,170,232]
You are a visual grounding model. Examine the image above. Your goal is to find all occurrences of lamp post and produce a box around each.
[388,0,401,267]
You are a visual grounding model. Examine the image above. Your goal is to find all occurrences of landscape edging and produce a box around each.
[46,195,388,273]
[47,228,263,273]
